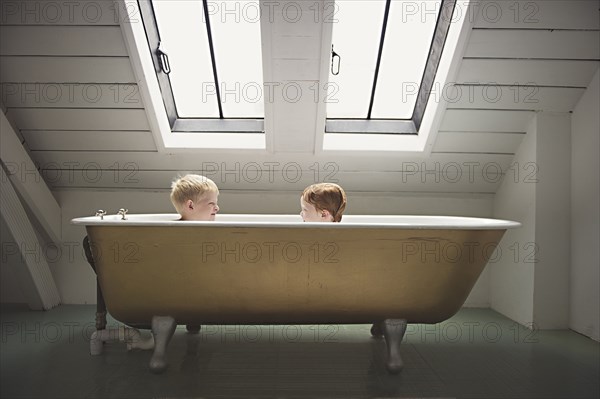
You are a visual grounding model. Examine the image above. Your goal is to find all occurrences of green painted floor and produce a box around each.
[1,305,598,398]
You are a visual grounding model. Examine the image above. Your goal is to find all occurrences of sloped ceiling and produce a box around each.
[0,0,598,196]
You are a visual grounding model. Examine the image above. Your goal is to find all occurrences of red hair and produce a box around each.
[302,183,347,222]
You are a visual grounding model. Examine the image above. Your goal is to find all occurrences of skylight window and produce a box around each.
[326,0,451,134]
[127,0,466,151]
[327,2,384,118]
[139,0,264,130]
[372,1,440,119]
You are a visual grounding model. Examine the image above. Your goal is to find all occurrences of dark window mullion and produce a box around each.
[202,0,223,119]
[367,0,391,120]
[141,0,178,126]
[412,0,456,130]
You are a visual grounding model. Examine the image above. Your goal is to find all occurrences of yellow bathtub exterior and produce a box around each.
[85,224,506,326]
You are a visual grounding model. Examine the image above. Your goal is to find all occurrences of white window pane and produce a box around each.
[372,0,440,119]
[327,0,385,119]
[153,0,219,118]
[152,0,264,119]
[210,1,264,118]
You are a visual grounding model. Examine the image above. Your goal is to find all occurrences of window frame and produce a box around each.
[325,0,456,135]
[121,0,472,152]
[137,0,265,134]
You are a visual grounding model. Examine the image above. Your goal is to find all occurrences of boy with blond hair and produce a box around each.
[170,174,219,221]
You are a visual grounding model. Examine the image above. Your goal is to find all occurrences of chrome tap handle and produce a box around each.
[95,210,107,220]
[117,208,128,220]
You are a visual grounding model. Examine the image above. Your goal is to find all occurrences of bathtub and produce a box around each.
[72,213,520,373]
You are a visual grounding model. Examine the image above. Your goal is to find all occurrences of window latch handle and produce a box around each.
[331,45,340,76]
[157,42,171,75]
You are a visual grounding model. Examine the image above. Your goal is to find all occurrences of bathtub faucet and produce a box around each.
[117,208,128,220]
[95,210,106,220]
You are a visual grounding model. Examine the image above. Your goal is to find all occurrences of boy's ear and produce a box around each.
[186,199,194,210]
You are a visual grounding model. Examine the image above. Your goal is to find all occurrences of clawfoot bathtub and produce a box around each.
[73,214,519,373]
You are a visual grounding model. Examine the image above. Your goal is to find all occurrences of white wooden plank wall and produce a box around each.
[438,0,600,156]
[0,0,155,157]
[0,0,598,196]
[28,150,514,193]
[472,1,599,30]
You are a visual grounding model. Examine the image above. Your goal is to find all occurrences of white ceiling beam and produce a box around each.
[0,166,61,310]
[0,111,61,242]
[264,0,326,153]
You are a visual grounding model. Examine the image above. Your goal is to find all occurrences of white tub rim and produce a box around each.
[71,213,521,230]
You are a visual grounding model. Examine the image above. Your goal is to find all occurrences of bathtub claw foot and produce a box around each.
[186,325,201,334]
[370,322,383,338]
[382,319,408,374]
[149,316,176,374]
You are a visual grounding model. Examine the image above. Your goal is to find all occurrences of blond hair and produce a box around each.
[170,174,219,214]
[302,183,347,222]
